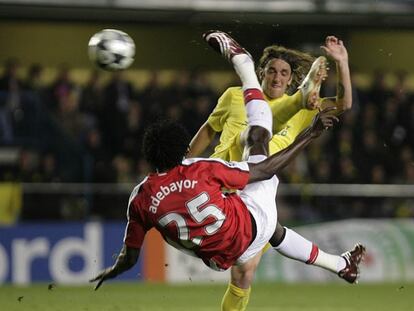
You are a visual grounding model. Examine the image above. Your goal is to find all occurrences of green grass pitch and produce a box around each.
[1,282,412,311]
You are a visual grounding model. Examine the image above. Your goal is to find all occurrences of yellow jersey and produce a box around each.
[207,87,318,161]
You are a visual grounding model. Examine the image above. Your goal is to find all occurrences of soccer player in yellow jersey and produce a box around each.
[191,33,364,311]
[190,37,352,161]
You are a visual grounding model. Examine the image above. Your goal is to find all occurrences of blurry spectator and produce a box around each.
[188,70,215,98]
[167,70,191,105]
[23,63,44,93]
[102,72,134,154]
[183,95,214,135]
[104,71,134,114]
[139,71,164,122]
[80,70,103,117]
[83,127,114,183]
[0,58,22,91]
[357,130,386,182]
[112,154,134,183]
[368,69,391,105]
[370,164,386,184]
[337,128,354,158]
[18,149,41,182]
[39,152,60,182]
[0,58,22,142]
[47,64,74,113]
[55,87,85,140]
[392,70,410,103]
[166,104,183,122]
[407,104,414,145]
[400,145,413,164]
[360,102,379,131]
[313,160,332,183]
[381,97,400,143]
[403,163,414,184]
[337,156,358,183]
[122,101,144,157]
[136,158,150,180]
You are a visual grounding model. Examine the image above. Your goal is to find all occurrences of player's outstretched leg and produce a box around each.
[298,56,328,110]
[338,243,366,284]
[204,30,272,155]
[271,225,366,284]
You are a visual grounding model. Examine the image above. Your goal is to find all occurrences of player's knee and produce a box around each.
[246,126,270,147]
[231,270,255,289]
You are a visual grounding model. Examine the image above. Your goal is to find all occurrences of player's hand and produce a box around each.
[320,36,348,64]
[89,267,118,291]
[310,106,339,137]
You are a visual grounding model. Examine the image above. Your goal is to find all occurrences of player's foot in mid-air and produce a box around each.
[298,56,328,110]
[338,243,366,284]
[203,30,252,61]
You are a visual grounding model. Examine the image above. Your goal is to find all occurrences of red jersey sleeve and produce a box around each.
[123,200,150,249]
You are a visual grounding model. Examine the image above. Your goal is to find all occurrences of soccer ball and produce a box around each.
[88,29,135,71]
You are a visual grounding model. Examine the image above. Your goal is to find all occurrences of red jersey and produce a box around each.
[124,158,253,271]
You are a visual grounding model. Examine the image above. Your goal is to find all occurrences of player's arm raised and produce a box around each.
[90,245,140,290]
[248,107,338,183]
[188,121,216,157]
[320,36,352,114]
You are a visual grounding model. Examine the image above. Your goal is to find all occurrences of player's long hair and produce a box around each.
[143,119,190,172]
[257,45,315,95]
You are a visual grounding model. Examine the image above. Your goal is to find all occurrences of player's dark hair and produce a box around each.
[143,119,190,172]
[257,45,315,95]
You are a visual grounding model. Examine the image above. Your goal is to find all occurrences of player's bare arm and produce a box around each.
[188,121,217,157]
[90,245,140,290]
[248,107,338,183]
[320,36,352,113]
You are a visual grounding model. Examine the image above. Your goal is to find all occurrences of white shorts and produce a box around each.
[236,155,279,264]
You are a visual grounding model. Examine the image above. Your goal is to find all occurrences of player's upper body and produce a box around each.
[125,157,253,270]
[189,36,352,161]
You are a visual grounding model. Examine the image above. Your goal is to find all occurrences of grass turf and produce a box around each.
[0,282,412,311]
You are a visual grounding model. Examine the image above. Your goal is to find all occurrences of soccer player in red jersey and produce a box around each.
[90,31,361,310]
[90,114,334,282]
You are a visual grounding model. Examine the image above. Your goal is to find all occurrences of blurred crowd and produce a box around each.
[0,59,413,221]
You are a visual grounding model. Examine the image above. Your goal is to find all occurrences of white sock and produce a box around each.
[245,99,272,137]
[274,227,313,262]
[232,54,261,91]
[274,227,346,273]
[314,250,347,273]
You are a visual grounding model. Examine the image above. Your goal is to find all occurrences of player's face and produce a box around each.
[261,58,293,99]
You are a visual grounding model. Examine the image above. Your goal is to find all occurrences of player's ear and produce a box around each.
[287,75,293,86]
[257,67,264,81]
